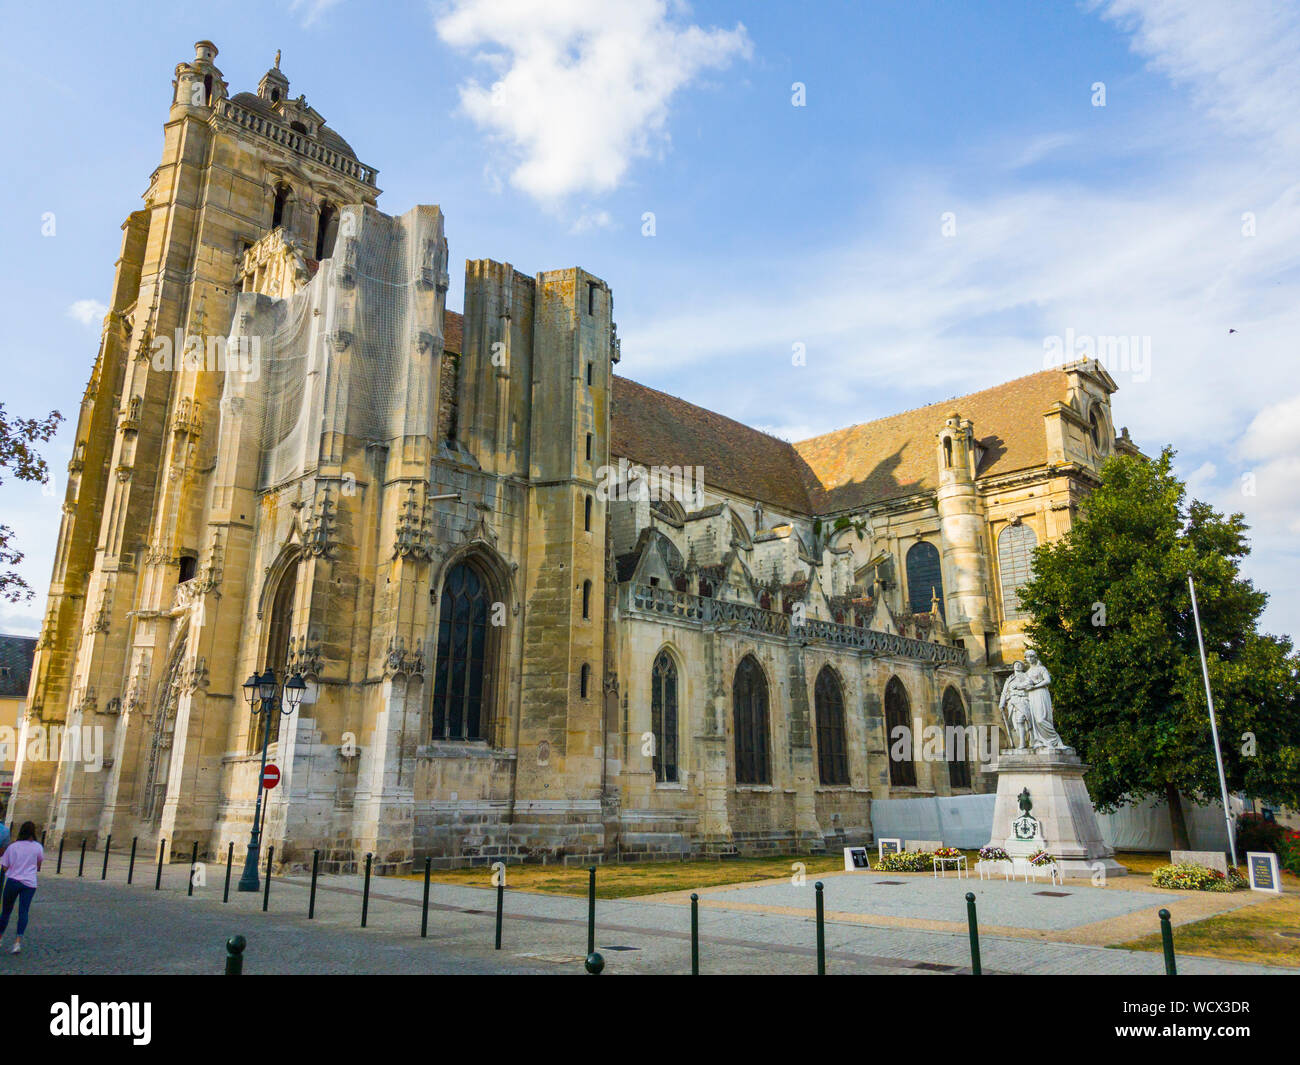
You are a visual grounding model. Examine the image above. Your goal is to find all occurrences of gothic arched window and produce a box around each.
[253,557,298,751]
[431,560,493,741]
[815,667,849,785]
[316,202,338,260]
[580,663,591,699]
[885,676,916,787]
[943,687,971,789]
[906,541,943,617]
[733,655,770,785]
[651,650,679,783]
[998,523,1038,621]
[272,184,292,230]
[582,579,592,619]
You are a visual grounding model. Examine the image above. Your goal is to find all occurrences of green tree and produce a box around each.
[1017,446,1300,850]
[0,403,63,602]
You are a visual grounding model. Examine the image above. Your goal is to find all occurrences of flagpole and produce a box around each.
[1188,573,1238,868]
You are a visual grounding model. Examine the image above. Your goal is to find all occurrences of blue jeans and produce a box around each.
[0,880,36,936]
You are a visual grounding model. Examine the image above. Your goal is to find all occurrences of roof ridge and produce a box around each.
[793,366,1065,446]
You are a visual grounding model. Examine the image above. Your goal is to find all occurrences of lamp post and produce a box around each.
[237,667,306,892]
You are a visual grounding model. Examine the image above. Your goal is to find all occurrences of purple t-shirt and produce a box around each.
[1,840,44,888]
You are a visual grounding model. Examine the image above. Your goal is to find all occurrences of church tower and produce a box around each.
[13,41,379,854]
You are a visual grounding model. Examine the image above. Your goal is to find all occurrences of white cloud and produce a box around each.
[67,299,107,327]
[289,0,346,27]
[1096,0,1300,153]
[434,0,751,203]
[569,208,613,234]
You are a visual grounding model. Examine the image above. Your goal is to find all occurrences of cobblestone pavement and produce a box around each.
[5,858,1291,976]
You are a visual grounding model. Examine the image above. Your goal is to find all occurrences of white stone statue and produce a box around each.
[1021,650,1071,752]
[998,661,1032,749]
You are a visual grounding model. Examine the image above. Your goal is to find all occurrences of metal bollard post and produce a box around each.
[225,935,246,976]
[262,846,273,912]
[188,840,199,897]
[127,837,138,885]
[691,893,700,975]
[421,856,430,938]
[77,838,87,877]
[495,876,504,950]
[101,835,112,880]
[155,839,165,890]
[41,830,46,846]
[965,892,982,975]
[587,866,597,956]
[223,841,233,903]
[1159,908,1177,976]
[57,837,65,875]
[361,852,372,927]
[310,849,320,920]
[815,881,826,975]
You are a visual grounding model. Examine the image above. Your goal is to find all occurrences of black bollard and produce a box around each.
[310,849,320,920]
[77,838,87,877]
[57,837,65,875]
[421,856,430,938]
[691,893,700,975]
[587,866,597,956]
[127,837,138,885]
[223,841,233,903]
[100,835,112,880]
[262,846,273,912]
[965,892,982,975]
[815,881,826,975]
[495,875,504,951]
[585,951,605,975]
[225,935,246,976]
[41,830,46,846]
[361,852,373,927]
[1159,908,1177,976]
[155,839,166,890]
[187,840,199,897]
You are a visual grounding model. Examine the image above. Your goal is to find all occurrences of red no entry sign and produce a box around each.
[262,764,281,789]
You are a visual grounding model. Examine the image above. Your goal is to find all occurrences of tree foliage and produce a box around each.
[0,403,63,603]
[1017,447,1300,842]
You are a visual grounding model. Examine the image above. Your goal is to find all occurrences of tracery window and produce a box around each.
[885,676,916,787]
[651,650,679,783]
[431,561,493,741]
[998,523,1038,621]
[815,667,849,785]
[906,541,943,617]
[733,655,770,785]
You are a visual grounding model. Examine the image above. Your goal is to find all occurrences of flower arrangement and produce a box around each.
[933,847,963,859]
[875,850,935,872]
[1152,863,1248,893]
[978,846,1010,863]
[1027,850,1056,867]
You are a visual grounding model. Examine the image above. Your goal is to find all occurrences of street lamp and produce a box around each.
[237,666,306,892]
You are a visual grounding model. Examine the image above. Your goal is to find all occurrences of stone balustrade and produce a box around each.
[219,100,378,187]
[625,583,968,666]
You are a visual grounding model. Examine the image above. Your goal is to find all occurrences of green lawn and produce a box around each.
[397,853,847,899]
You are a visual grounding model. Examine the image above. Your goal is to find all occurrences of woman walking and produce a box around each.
[0,822,44,954]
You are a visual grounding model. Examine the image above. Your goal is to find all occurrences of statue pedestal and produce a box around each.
[984,749,1126,879]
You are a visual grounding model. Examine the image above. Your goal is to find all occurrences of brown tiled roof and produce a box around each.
[443,310,463,355]
[611,376,817,514]
[793,369,1069,511]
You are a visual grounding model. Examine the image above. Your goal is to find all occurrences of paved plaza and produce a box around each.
[3,857,1292,976]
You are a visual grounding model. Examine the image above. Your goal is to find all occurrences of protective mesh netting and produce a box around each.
[220,207,421,490]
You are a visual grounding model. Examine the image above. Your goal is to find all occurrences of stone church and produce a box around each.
[12,42,1140,870]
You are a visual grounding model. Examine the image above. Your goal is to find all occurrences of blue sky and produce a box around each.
[2,0,1298,639]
